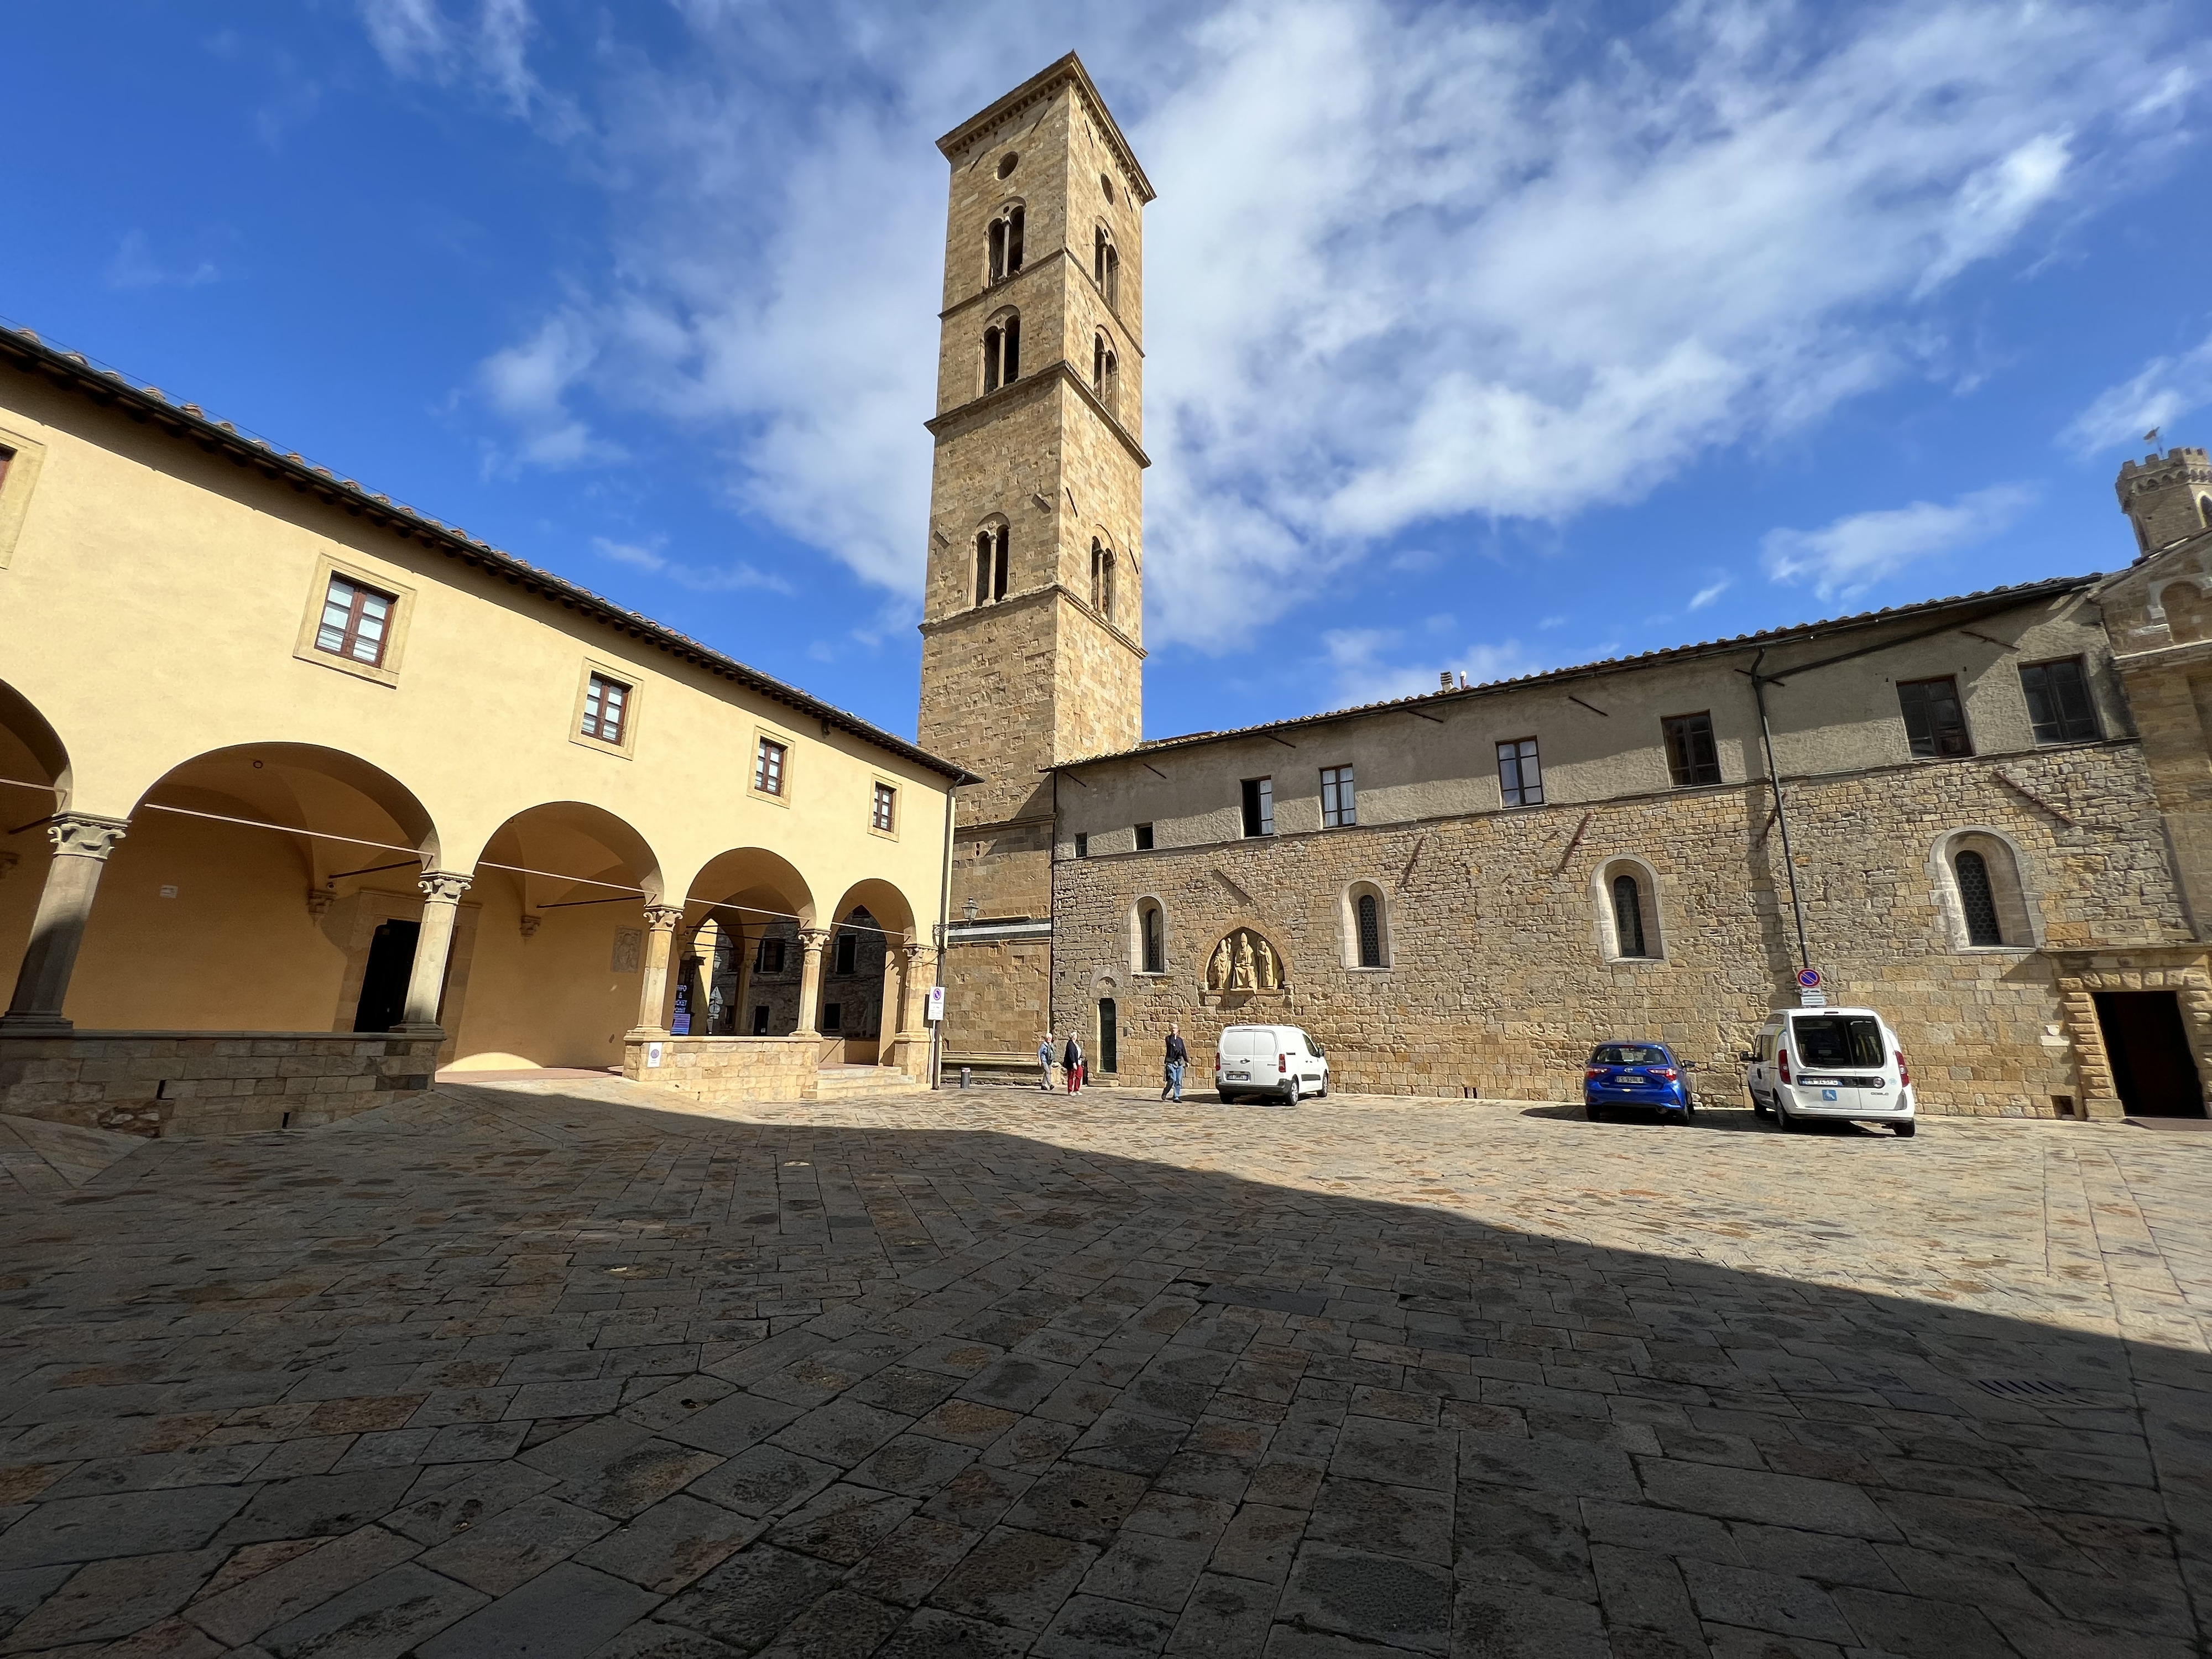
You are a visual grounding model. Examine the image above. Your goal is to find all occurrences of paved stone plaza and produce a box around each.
[1,1082,2206,1657]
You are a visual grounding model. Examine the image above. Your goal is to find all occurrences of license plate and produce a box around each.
[1821,1088,1839,1100]
[1229,1072,1249,1080]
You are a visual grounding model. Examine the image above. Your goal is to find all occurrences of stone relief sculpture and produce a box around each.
[1206,927,1284,992]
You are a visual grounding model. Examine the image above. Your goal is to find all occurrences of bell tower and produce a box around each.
[917,54,1151,1058]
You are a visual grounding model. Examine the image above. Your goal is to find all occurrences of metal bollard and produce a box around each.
[960,1067,972,1089]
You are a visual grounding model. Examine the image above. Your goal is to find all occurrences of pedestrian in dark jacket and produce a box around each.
[1063,1035,1084,1094]
[1162,1024,1188,1102]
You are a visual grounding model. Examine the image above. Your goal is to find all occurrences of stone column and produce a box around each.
[1,813,129,1034]
[676,927,707,1036]
[875,938,907,1063]
[394,871,472,1034]
[628,905,685,1037]
[794,927,830,1037]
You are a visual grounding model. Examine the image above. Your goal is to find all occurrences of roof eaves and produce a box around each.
[1051,573,2101,770]
[0,323,979,786]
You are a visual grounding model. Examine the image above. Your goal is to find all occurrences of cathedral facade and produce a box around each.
[920,58,2212,1119]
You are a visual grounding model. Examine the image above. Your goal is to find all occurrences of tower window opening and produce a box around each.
[982,314,1020,393]
[988,219,1005,283]
[987,205,1025,283]
[973,525,1008,606]
[1611,874,1649,958]
[1006,205,1024,273]
[1091,539,1115,620]
[1955,850,2004,946]
[1093,228,1121,310]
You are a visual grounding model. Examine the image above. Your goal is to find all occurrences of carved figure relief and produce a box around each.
[1206,927,1284,992]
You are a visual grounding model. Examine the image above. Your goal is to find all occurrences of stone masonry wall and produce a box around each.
[0,1032,442,1136]
[1050,743,2193,1117]
[623,1035,821,1103]
[942,937,1053,1066]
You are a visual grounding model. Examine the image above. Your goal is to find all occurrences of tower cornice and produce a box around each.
[936,53,1156,206]
[925,360,1151,469]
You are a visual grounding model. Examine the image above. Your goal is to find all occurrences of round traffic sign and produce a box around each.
[1796,968,1823,989]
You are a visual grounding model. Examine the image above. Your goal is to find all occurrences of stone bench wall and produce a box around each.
[0,1031,444,1136]
[623,1034,829,1103]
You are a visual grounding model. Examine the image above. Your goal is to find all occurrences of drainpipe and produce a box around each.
[931,778,956,1090]
[1750,646,1813,978]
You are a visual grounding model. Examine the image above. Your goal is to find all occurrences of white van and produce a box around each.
[1217,1025,1329,1104]
[1743,1007,1916,1136]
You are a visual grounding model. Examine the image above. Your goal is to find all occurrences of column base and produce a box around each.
[624,1026,672,1042]
[388,1022,448,1039]
[0,1014,73,1036]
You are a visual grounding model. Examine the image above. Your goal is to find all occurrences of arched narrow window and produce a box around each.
[982,325,1002,394]
[992,525,1008,601]
[988,218,1006,283]
[982,314,1020,394]
[1091,540,1115,620]
[1105,244,1119,309]
[1094,227,1108,288]
[1612,875,1648,958]
[1356,894,1381,968]
[1142,905,1163,973]
[1955,850,2004,946]
[1093,331,1107,392]
[974,531,993,606]
[1005,205,1024,273]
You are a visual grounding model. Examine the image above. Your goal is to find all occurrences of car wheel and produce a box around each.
[1772,1097,1794,1131]
[1585,1101,1603,1121]
[1218,1092,1237,1105]
[1749,1089,1768,1118]
[1671,1107,1691,1125]
[1284,1077,1301,1107]
[1895,1120,1916,1138]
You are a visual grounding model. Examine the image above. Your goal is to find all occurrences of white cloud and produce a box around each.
[1688,576,1732,611]
[362,0,2200,641]
[357,0,545,117]
[2062,327,2212,454]
[592,536,792,595]
[105,231,220,291]
[1761,484,2037,601]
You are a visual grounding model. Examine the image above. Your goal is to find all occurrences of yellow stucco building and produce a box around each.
[0,325,966,1134]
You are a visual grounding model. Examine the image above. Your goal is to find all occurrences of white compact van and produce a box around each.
[1217,1025,1329,1104]
[1743,1007,1916,1136]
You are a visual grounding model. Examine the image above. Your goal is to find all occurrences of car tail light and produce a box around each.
[1279,1052,1287,1073]
[1656,1068,1678,1081]
[1585,1067,1605,1079]
[1896,1050,1910,1088]
[1778,1048,1791,1084]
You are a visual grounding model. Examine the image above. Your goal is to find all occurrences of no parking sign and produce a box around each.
[1797,968,1823,990]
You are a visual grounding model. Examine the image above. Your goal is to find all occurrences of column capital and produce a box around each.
[48,813,129,861]
[799,926,832,953]
[417,870,472,905]
[644,904,685,933]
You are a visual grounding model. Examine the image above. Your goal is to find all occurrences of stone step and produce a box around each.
[815,1066,924,1098]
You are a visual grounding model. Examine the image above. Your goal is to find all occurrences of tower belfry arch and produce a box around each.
[916,53,1153,1069]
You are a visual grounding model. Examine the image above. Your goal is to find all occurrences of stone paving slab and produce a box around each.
[0,1078,2206,1656]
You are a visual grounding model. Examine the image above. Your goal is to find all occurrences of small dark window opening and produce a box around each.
[1898,676,1974,758]
[1241,778,1274,837]
[982,316,1020,392]
[1955,851,2004,946]
[752,1004,770,1035]
[2020,658,2100,744]
[974,525,1008,606]
[822,1003,842,1033]
[1662,712,1720,786]
[988,218,1006,282]
[1104,244,1120,309]
[1611,874,1648,958]
[1074,833,1089,858]
[1356,893,1381,968]
[834,931,858,975]
[1006,206,1024,272]
[1498,738,1543,806]
[1091,540,1115,619]
[1135,822,1154,851]
[1141,905,1163,974]
[755,937,786,974]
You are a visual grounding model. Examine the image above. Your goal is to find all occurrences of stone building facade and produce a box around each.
[919,61,2212,1119]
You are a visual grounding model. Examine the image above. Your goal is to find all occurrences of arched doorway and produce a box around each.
[823,879,921,1071]
[455,802,664,1071]
[1098,997,1118,1076]
[685,848,816,1039]
[72,743,440,1035]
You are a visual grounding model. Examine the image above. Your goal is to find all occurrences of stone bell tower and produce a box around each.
[2117,445,2212,557]
[916,54,1152,1061]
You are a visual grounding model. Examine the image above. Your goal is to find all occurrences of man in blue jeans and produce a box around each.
[1162,1024,1188,1102]
[1037,1032,1056,1091]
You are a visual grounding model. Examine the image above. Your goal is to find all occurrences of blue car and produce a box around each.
[1583,1041,1694,1123]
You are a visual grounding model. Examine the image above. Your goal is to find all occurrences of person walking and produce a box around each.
[1161,1024,1188,1102]
[1037,1032,1056,1091]
[1063,1032,1084,1094]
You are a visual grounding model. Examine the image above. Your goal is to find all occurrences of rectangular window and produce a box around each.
[834,931,857,975]
[751,1005,770,1035]
[1497,738,1543,806]
[1897,676,1973,758]
[1321,765,1357,828]
[872,782,897,833]
[1074,833,1089,858]
[754,737,787,795]
[1241,778,1274,837]
[314,575,396,667]
[2020,658,2100,744]
[755,937,785,974]
[1662,712,1721,787]
[581,672,630,744]
[1134,822,1154,851]
[822,1002,842,1033]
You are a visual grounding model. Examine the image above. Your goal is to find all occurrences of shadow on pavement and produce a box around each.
[0,1082,2200,1657]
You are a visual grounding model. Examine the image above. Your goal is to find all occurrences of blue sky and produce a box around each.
[9,2,2209,744]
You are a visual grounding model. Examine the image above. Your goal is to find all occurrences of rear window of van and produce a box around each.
[1791,1016,1884,1068]
[1222,1029,1267,1056]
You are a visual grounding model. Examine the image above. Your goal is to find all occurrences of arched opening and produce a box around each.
[973,521,1008,607]
[988,204,1025,283]
[1937,831,2034,950]
[450,802,664,1071]
[1339,882,1391,969]
[1092,332,1119,414]
[685,848,816,1040]
[0,680,72,994]
[1094,227,1120,309]
[66,743,441,1036]
[1091,539,1116,621]
[982,313,1021,394]
[1097,996,1119,1075]
[1131,898,1166,975]
[823,878,921,1070]
[1595,858,1663,963]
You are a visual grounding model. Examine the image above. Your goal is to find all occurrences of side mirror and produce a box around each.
[1738,1051,1757,1063]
